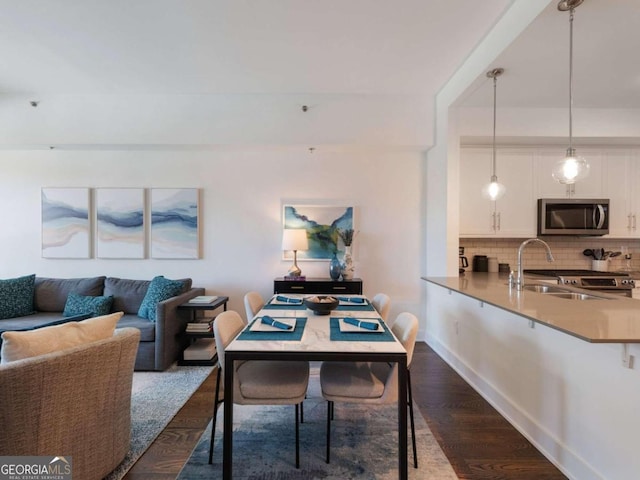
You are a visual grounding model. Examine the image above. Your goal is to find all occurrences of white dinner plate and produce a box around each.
[338,298,368,306]
[250,317,297,332]
[338,318,382,333]
[269,297,303,305]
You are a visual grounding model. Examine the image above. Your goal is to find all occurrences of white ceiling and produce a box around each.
[0,0,513,96]
[3,1,636,148]
[458,0,640,108]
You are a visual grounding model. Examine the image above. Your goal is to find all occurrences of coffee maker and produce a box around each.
[459,247,468,274]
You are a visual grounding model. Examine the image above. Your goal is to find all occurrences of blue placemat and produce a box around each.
[335,303,375,312]
[262,302,307,311]
[237,317,307,341]
[329,317,395,342]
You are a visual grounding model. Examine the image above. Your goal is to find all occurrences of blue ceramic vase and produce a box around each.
[329,252,342,280]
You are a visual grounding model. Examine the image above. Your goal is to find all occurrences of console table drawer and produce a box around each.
[274,278,363,295]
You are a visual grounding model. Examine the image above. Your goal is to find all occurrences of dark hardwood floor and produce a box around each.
[123,342,567,479]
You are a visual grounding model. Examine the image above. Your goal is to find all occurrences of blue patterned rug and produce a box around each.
[105,364,213,480]
[177,373,458,480]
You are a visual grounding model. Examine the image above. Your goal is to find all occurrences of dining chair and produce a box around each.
[371,293,392,324]
[319,312,419,467]
[208,310,310,468]
[243,291,264,324]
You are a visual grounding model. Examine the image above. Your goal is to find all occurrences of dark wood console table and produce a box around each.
[273,277,362,295]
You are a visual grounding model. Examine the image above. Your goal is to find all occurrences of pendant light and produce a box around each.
[552,0,589,185]
[482,68,506,201]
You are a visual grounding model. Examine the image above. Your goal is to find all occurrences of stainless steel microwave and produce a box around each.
[537,198,609,236]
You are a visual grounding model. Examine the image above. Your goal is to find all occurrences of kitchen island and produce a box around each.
[423,272,640,343]
[423,272,640,480]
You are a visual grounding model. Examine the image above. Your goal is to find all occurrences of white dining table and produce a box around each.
[222,294,408,479]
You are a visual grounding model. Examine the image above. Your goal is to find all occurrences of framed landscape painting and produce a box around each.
[282,204,354,260]
[41,187,91,258]
[151,188,199,259]
[96,188,145,259]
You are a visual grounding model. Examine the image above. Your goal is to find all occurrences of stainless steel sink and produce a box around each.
[522,284,568,294]
[522,284,612,300]
[544,292,608,301]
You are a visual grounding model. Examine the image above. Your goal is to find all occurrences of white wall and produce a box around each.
[0,93,432,149]
[0,148,423,325]
[459,107,640,139]
[426,0,552,277]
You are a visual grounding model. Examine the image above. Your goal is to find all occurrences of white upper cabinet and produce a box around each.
[534,149,604,199]
[603,150,639,238]
[460,145,640,239]
[460,148,535,237]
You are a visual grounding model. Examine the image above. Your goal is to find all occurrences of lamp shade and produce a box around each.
[282,229,309,251]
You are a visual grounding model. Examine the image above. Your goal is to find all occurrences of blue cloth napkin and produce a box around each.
[275,295,303,305]
[343,317,379,330]
[338,296,365,304]
[261,315,293,330]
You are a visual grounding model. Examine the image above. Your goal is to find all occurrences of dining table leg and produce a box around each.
[223,353,234,480]
[398,355,408,480]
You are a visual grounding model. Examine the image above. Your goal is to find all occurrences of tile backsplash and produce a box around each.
[460,237,640,273]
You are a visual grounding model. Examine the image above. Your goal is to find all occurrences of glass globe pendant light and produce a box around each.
[482,68,506,201]
[552,0,589,185]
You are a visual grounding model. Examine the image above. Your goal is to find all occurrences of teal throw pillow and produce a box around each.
[0,274,36,320]
[63,293,114,318]
[137,276,185,322]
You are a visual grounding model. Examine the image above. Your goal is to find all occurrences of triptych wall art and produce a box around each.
[41,187,199,259]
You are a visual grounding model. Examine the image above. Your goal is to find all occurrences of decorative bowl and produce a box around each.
[303,295,339,315]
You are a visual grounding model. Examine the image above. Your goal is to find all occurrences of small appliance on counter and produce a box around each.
[459,247,468,274]
[488,257,499,273]
[473,255,489,272]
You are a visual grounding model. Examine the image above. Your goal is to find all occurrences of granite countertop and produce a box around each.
[423,272,640,343]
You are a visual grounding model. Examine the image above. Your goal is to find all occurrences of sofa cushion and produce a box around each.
[0,274,36,320]
[0,313,91,336]
[116,314,156,342]
[138,276,186,322]
[35,277,106,312]
[63,293,114,318]
[0,311,123,364]
[104,277,151,314]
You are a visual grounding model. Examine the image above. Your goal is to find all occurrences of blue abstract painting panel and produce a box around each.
[283,205,354,260]
[96,188,145,259]
[41,188,90,258]
[151,188,199,259]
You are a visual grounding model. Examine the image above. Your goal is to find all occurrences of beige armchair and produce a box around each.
[0,328,140,480]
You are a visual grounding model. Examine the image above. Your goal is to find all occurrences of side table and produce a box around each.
[177,295,229,366]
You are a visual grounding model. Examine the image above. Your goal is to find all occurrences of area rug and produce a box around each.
[177,373,458,480]
[105,364,213,480]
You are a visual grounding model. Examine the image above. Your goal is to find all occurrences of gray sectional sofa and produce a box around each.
[0,276,204,371]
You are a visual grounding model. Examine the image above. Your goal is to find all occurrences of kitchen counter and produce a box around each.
[423,272,640,343]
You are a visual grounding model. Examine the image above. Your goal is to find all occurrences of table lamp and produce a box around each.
[282,229,308,278]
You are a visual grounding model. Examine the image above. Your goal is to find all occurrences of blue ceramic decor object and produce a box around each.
[329,252,342,280]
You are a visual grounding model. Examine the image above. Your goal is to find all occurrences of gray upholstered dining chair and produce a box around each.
[243,291,264,324]
[319,312,419,467]
[208,310,310,468]
[371,293,392,324]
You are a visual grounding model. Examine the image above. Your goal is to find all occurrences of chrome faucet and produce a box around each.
[514,238,555,291]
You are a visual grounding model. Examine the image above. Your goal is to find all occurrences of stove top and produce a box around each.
[524,269,629,277]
